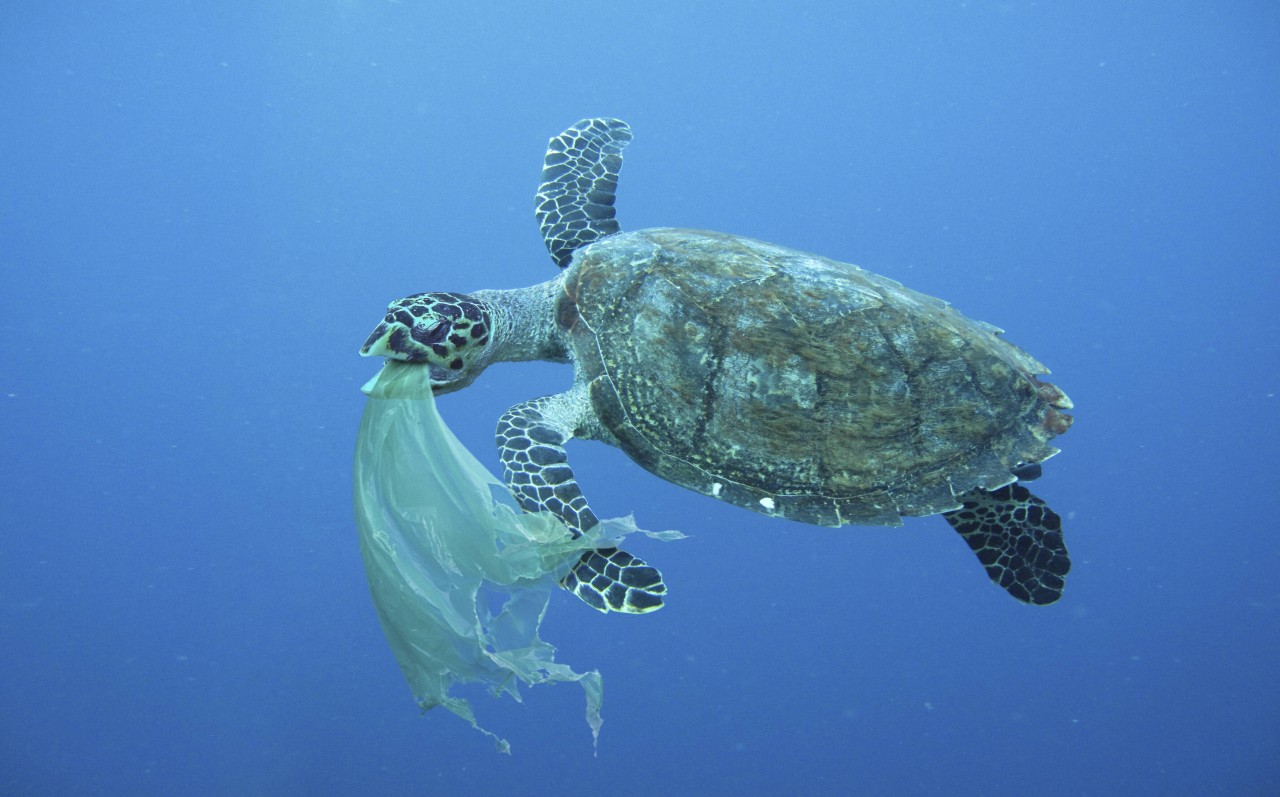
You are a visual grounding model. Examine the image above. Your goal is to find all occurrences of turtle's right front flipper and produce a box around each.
[943,483,1070,605]
[535,118,632,268]
[497,394,666,614]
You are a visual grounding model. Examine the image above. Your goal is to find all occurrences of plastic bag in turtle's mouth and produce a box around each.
[353,361,675,752]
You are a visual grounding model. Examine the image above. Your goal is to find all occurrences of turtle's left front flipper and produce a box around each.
[943,483,1070,605]
[497,392,667,614]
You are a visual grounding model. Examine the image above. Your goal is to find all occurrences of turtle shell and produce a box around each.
[556,228,1072,526]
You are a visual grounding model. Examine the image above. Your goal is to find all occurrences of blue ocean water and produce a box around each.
[2,2,1277,794]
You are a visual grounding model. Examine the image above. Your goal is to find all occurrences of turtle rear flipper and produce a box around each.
[943,483,1070,605]
[498,391,667,614]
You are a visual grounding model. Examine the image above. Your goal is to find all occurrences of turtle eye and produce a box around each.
[411,319,450,345]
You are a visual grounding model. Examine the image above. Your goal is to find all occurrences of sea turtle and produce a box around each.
[361,118,1074,614]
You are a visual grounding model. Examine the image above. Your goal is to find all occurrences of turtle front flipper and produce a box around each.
[943,483,1071,605]
[497,393,666,614]
[535,118,632,268]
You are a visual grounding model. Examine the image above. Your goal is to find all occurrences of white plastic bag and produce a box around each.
[353,361,669,751]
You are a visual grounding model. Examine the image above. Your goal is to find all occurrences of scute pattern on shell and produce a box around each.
[558,228,1069,526]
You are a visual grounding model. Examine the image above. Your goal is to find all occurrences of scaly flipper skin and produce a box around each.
[535,118,632,268]
[943,483,1070,605]
[497,395,666,613]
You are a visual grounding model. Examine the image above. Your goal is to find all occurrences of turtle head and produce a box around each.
[360,292,494,394]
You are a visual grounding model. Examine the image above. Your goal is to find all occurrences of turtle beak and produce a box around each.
[360,322,400,358]
[360,322,430,363]
[426,367,477,396]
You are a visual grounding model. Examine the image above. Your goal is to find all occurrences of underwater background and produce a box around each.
[2,2,1278,795]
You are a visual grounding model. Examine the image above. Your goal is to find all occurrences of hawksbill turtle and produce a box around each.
[361,118,1075,614]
